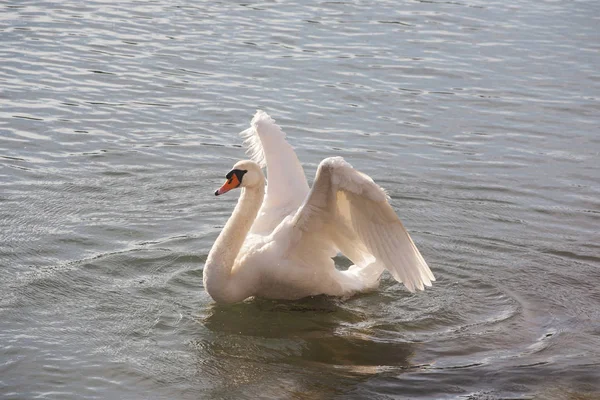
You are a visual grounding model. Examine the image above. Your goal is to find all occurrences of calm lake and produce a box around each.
[1,0,599,399]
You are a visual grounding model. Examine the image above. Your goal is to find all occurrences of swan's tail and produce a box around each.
[338,261,386,294]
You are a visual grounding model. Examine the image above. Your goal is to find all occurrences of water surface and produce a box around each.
[1,0,599,399]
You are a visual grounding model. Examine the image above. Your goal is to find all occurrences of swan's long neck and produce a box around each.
[203,184,264,303]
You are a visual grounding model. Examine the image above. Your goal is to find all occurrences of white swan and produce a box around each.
[203,111,435,303]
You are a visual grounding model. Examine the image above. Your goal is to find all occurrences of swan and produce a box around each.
[203,111,435,303]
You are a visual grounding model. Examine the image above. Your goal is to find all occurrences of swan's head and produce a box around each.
[214,160,263,196]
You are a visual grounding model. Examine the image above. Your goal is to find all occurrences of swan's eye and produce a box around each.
[225,169,247,187]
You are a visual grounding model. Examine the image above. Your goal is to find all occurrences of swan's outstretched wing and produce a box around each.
[241,111,309,234]
[289,157,435,292]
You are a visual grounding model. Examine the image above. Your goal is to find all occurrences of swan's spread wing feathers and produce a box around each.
[241,111,309,234]
[291,157,435,292]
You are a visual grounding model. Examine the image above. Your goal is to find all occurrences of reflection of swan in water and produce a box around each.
[195,299,415,398]
[204,111,434,303]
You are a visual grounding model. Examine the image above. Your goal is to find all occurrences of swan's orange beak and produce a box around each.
[215,174,240,196]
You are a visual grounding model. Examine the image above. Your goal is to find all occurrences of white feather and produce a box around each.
[290,157,435,293]
[240,111,309,235]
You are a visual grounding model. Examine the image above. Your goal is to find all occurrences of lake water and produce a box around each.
[1,0,599,399]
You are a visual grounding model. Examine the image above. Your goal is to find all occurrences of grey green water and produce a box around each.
[1,1,599,399]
